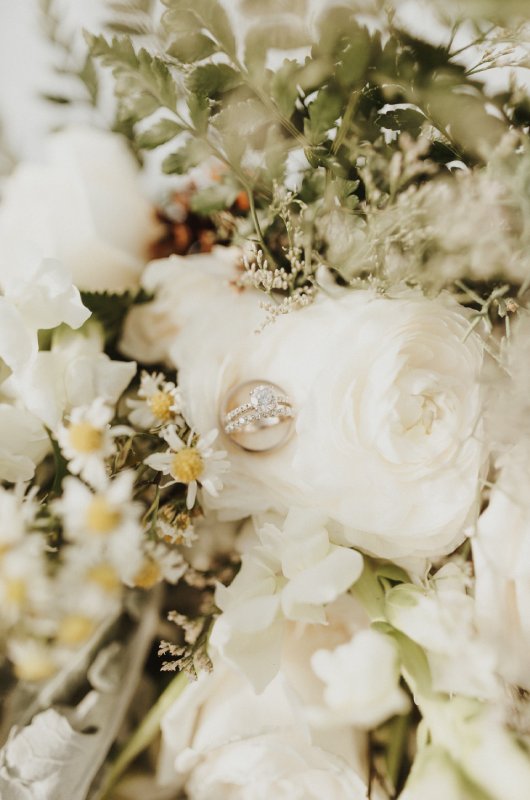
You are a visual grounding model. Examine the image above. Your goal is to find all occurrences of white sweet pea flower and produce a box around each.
[54,471,143,584]
[210,510,364,691]
[128,371,183,429]
[0,240,89,380]
[0,127,162,292]
[311,628,409,729]
[0,403,49,483]
[145,427,229,509]
[385,563,501,701]
[56,399,128,488]
[158,657,369,800]
[399,746,486,800]
[9,324,136,430]
[419,695,530,800]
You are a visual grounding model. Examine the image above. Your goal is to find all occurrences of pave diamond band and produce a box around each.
[223,384,294,434]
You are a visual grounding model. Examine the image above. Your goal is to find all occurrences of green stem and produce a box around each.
[387,712,410,793]
[449,23,496,58]
[98,671,188,799]
[331,90,358,156]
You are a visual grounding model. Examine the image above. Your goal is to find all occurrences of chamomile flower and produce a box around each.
[129,541,187,590]
[128,371,184,429]
[56,398,120,487]
[0,537,50,628]
[145,427,229,509]
[59,546,124,618]
[8,638,58,682]
[54,471,144,580]
[156,506,197,547]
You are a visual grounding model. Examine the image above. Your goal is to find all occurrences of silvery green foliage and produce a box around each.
[0,593,158,800]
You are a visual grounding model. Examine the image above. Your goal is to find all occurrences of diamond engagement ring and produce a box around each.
[224,383,293,433]
[221,381,295,452]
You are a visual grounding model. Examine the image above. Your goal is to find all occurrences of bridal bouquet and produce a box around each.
[1,0,530,797]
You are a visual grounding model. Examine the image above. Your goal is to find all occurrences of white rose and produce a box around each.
[473,454,530,690]
[0,127,161,292]
[158,658,368,800]
[120,246,257,365]
[152,257,484,559]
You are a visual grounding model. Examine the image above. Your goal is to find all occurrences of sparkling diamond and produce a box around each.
[250,385,275,412]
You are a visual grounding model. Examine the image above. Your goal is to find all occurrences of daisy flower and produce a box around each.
[145,427,229,509]
[128,371,184,429]
[0,537,50,628]
[56,398,131,487]
[129,541,187,590]
[58,546,125,619]
[156,506,197,547]
[8,638,58,683]
[53,471,144,580]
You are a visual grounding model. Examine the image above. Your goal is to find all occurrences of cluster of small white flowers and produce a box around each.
[239,248,292,292]
[0,335,231,681]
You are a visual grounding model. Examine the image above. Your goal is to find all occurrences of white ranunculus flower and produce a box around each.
[147,252,485,559]
[473,454,530,691]
[0,127,161,292]
[210,509,363,691]
[158,658,369,800]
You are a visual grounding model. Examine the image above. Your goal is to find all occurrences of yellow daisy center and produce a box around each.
[68,422,103,453]
[148,391,174,422]
[86,497,122,535]
[14,651,56,682]
[5,577,26,606]
[57,614,96,646]
[86,563,121,592]
[133,559,162,590]
[171,448,203,484]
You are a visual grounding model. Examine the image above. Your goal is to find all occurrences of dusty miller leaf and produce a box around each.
[0,593,160,800]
